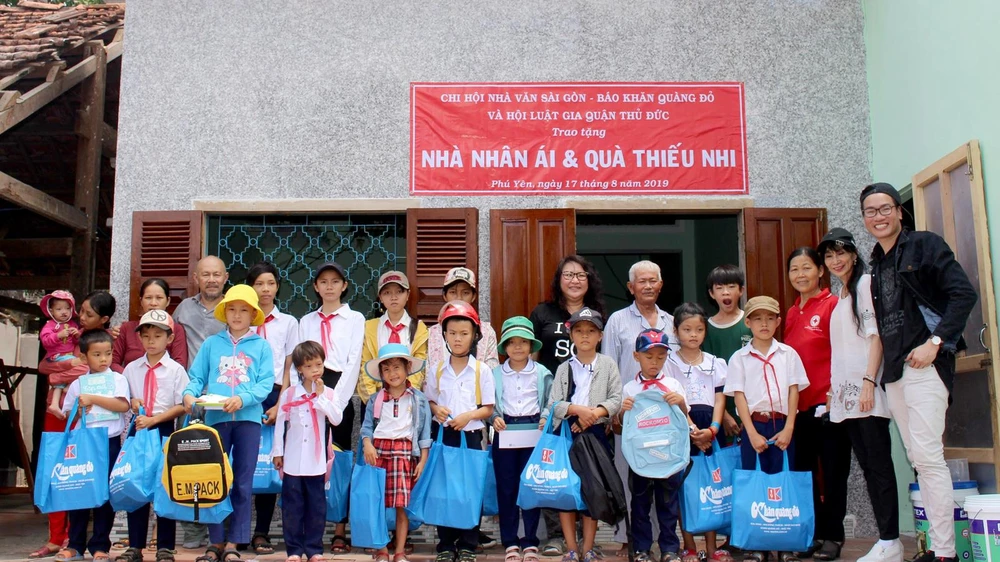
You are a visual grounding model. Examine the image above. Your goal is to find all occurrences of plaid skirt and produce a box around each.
[373,438,415,508]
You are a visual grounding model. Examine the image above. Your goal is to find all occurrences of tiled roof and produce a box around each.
[0,2,123,74]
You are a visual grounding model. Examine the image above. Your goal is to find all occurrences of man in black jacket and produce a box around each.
[862,182,977,562]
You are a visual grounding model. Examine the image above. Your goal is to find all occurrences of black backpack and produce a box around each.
[161,421,233,522]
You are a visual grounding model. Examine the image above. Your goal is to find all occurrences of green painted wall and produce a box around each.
[864,0,1000,534]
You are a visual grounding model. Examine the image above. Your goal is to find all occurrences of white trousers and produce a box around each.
[885,364,955,557]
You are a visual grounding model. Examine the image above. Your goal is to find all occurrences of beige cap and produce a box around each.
[377,270,410,292]
[443,267,476,290]
[744,296,781,318]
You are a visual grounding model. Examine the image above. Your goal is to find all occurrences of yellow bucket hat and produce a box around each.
[213,284,266,326]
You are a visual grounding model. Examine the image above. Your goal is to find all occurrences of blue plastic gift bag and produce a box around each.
[730,451,814,552]
[152,453,233,524]
[622,388,690,479]
[407,426,488,529]
[348,454,389,549]
[386,507,422,532]
[110,409,163,512]
[681,441,740,534]
[482,449,499,516]
[516,411,585,512]
[253,423,282,494]
[35,400,110,514]
[325,447,353,522]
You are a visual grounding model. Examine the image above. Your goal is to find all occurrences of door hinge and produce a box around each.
[967,144,976,180]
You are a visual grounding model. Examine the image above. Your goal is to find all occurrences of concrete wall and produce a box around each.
[111,0,873,319]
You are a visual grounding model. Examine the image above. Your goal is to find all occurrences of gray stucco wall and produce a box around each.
[112,0,878,537]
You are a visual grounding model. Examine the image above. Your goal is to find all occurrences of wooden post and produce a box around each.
[70,41,107,299]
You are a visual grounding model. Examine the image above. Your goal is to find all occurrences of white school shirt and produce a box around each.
[667,351,727,408]
[271,384,340,476]
[122,352,190,416]
[724,340,810,416]
[569,356,595,406]
[424,358,495,431]
[298,303,363,411]
[500,359,541,417]
[372,389,415,440]
[256,307,299,384]
[377,310,413,348]
[829,275,890,422]
[62,370,131,438]
[622,371,688,411]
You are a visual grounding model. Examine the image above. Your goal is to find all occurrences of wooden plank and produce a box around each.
[0,69,30,90]
[104,29,124,62]
[944,447,995,465]
[101,122,117,157]
[0,91,19,111]
[0,54,97,136]
[0,275,70,291]
[0,295,43,317]
[17,0,61,10]
[913,143,968,187]
[0,170,87,230]
[70,41,106,300]
[568,196,752,211]
[0,237,72,259]
[939,171,958,250]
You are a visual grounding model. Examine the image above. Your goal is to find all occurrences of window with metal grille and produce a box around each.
[206,214,406,319]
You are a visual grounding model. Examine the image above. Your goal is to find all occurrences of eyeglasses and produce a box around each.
[561,271,589,281]
[862,204,897,218]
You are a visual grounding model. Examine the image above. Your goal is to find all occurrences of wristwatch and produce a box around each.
[930,335,942,346]
[689,423,698,434]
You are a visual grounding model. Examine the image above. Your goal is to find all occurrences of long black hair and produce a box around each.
[83,290,117,328]
[821,243,866,335]
[549,254,606,318]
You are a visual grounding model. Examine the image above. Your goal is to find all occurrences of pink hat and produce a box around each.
[40,290,76,320]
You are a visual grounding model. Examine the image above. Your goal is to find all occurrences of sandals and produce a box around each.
[308,556,326,562]
[94,553,112,562]
[331,535,351,554]
[146,540,158,552]
[506,547,523,562]
[374,550,391,562]
[742,552,766,562]
[524,547,541,562]
[115,548,144,562]
[285,557,302,562]
[154,550,175,562]
[660,553,682,562]
[681,551,701,562]
[55,549,84,562]
[778,554,800,562]
[814,541,843,561]
[711,551,735,562]
[29,545,62,559]
[251,535,275,555]
[195,546,223,562]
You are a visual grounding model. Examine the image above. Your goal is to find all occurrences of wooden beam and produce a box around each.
[944,447,995,465]
[17,0,61,10]
[101,122,117,157]
[0,275,70,291]
[0,237,72,259]
[0,295,42,317]
[0,170,88,230]
[0,54,97,136]
[105,29,124,62]
[70,41,106,299]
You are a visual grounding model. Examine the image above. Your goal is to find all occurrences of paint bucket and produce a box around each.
[910,481,978,561]
[965,494,1000,562]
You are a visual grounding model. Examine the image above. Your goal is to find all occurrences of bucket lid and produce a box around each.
[964,494,1000,512]
[910,480,978,492]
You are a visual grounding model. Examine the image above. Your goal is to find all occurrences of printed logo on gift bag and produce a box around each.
[768,487,782,501]
[541,448,554,464]
[712,467,722,484]
[65,444,77,459]
[699,484,733,506]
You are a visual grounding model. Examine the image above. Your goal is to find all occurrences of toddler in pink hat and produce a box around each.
[39,290,81,419]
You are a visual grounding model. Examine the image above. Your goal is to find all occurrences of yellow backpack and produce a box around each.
[161,421,234,521]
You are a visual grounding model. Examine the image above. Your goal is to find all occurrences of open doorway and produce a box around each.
[576,213,741,317]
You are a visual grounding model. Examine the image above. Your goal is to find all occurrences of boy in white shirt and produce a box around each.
[723,296,810,473]
[424,301,496,562]
[58,329,131,562]
[272,341,343,562]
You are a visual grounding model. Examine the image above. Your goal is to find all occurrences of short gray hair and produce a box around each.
[629,260,661,283]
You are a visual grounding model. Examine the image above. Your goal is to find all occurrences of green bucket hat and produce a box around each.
[497,316,542,356]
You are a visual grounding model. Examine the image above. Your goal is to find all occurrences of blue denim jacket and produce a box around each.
[359,387,432,457]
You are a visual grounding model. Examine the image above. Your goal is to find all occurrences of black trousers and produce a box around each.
[843,416,900,540]
[794,407,852,542]
[431,423,483,553]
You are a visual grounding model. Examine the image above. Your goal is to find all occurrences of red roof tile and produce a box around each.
[0,2,123,74]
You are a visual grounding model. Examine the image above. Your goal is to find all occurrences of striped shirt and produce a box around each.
[602,302,678,386]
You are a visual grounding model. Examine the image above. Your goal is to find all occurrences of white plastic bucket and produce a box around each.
[910,480,979,561]
[965,494,1000,562]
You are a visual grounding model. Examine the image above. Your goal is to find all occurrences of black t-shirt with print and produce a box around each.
[872,243,932,385]
[529,302,574,375]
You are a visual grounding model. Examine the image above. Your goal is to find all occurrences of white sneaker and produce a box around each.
[857,540,904,562]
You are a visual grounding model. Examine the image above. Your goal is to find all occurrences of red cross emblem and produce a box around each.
[541,448,554,464]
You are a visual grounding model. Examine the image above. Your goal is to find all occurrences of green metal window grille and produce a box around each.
[207,214,406,319]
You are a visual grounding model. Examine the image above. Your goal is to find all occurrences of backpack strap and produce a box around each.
[408,319,418,345]
[372,390,385,425]
[436,360,482,405]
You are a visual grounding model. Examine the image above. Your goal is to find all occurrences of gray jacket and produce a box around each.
[542,353,623,426]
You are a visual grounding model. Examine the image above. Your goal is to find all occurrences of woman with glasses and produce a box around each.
[527,254,607,557]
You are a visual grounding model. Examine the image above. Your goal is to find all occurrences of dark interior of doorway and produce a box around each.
[576,213,741,318]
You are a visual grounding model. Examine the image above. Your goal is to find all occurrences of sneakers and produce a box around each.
[436,552,456,562]
[458,549,478,562]
[857,540,904,562]
[635,551,654,562]
[908,550,953,562]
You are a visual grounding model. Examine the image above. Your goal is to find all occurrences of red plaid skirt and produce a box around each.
[373,438,415,508]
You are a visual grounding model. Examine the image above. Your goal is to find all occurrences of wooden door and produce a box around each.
[912,140,1000,481]
[743,208,827,316]
[405,208,479,324]
[490,209,576,326]
[129,211,204,320]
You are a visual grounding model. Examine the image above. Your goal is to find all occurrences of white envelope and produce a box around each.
[498,424,543,449]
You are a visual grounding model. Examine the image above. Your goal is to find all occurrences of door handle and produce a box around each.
[980,324,989,353]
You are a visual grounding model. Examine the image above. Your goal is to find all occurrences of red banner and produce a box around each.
[410,82,747,196]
